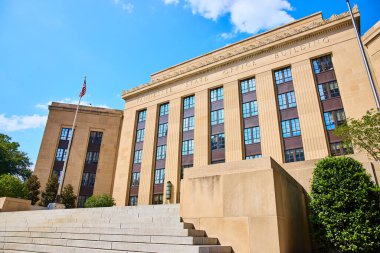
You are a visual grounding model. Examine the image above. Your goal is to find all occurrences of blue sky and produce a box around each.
[0,0,379,168]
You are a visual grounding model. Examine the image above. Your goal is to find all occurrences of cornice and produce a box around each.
[122,5,359,99]
[49,102,123,117]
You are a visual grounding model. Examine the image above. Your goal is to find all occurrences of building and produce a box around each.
[35,6,379,208]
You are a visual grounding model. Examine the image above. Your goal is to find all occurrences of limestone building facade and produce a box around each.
[34,7,380,208]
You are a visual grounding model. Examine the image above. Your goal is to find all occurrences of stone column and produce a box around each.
[292,60,329,160]
[224,80,244,162]
[194,90,210,167]
[138,105,158,205]
[112,108,137,206]
[256,71,283,163]
[164,97,182,203]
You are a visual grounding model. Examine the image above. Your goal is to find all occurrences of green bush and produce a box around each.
[310,157,380,252]
[26,175,41,205]
[40,175,59,207]
[60,184,76,208]
[84,194,115,208]
[0,174,27,199]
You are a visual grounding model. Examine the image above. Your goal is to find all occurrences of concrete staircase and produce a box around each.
[0,204,231,253]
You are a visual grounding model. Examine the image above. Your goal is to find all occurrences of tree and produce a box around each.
[334,110,380,161]
[84,194,115,208]
[40,175,58,207]
[0,174,27,199]
[0,133,32,181]
[310,157,380,253]
[26,175,41,205]
[61,184,76,208]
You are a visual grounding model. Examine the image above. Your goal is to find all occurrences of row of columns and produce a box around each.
[112,59,330,206]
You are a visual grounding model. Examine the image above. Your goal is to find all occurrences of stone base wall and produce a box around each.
[180,157,312,253]
[0,198,31,212]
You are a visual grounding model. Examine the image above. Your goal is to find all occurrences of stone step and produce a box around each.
[1,242,231,253]
[1,226,206,237]
[0,234,218,245]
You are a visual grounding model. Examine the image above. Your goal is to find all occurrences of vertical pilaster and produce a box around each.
[112,108,137,206]
[194,90,210,167]
[292,60,329,160]
[256,71,283,163]
[164,98,182,203]
[224,80,244,162]
[138,105,158,205]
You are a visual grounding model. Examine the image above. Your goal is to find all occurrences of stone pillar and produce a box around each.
[256,71,283,163]
[194,89,210,167]
[112,108,137,206]
[138,105,158,205]
[224,80,244,162]
[164,98,182,203]
[292,60,329,160]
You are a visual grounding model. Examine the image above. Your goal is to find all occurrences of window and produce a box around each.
[89,131,103,144]
[154,168,165,184]
[158,123,168,137]
[246,154,262,160]
[278,92,296,110]
[242,101,258,118]
[159,103,169,116]
[152,194,163,205]
[85,151,99,164]
[180,164,193,179]
[183,116,195,131]
[211,109,224,125]
[77,195,90,208]
[211,159,225,164]
[81,172,96,187]
[56,148,67,162]
[241,78,256,93]
[52,170,63,184]
[131,172,140,187]
[274,67,292,85]
[60,128,73,141]
[134,150,142,164]
[312,55,333,74]
[136,129,145,142]
[211,133,225,150]
[318,81,340,100]
[285,148,305,163]
[182,139,194,155]
[330,142,353,156]
[138,110,146,122]
[281,118,301,138]
[156,145,167,160]
[129,196,138,206]
[324,110,345,131]
[244,127,260,144]
[183,96,195,109]
[210,87,224,102]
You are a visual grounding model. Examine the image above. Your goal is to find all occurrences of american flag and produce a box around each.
[79,77,86,98]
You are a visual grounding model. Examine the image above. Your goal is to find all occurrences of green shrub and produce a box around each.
[84,194,115,208]
[60,184,76,208]
[310,157,380,252]
[0,174,27,199]
[26,175,41,205]
[40,175,59,207]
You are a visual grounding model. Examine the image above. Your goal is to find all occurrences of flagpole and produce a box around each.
[56,77,85,201]
[346,0,380,110]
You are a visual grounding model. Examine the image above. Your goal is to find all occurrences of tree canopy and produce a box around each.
[0,133,32,181]
[334,110,380,161]
[310,157,380,252]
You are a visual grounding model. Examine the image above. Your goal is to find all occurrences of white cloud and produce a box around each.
[35,98,110,110]
[0,114,47,132]
[113,0,134,13]
[220,32,235,39]
[163,0,180,5]
[166,0,294,34]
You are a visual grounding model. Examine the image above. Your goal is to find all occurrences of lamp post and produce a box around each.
[346,0,380,110]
